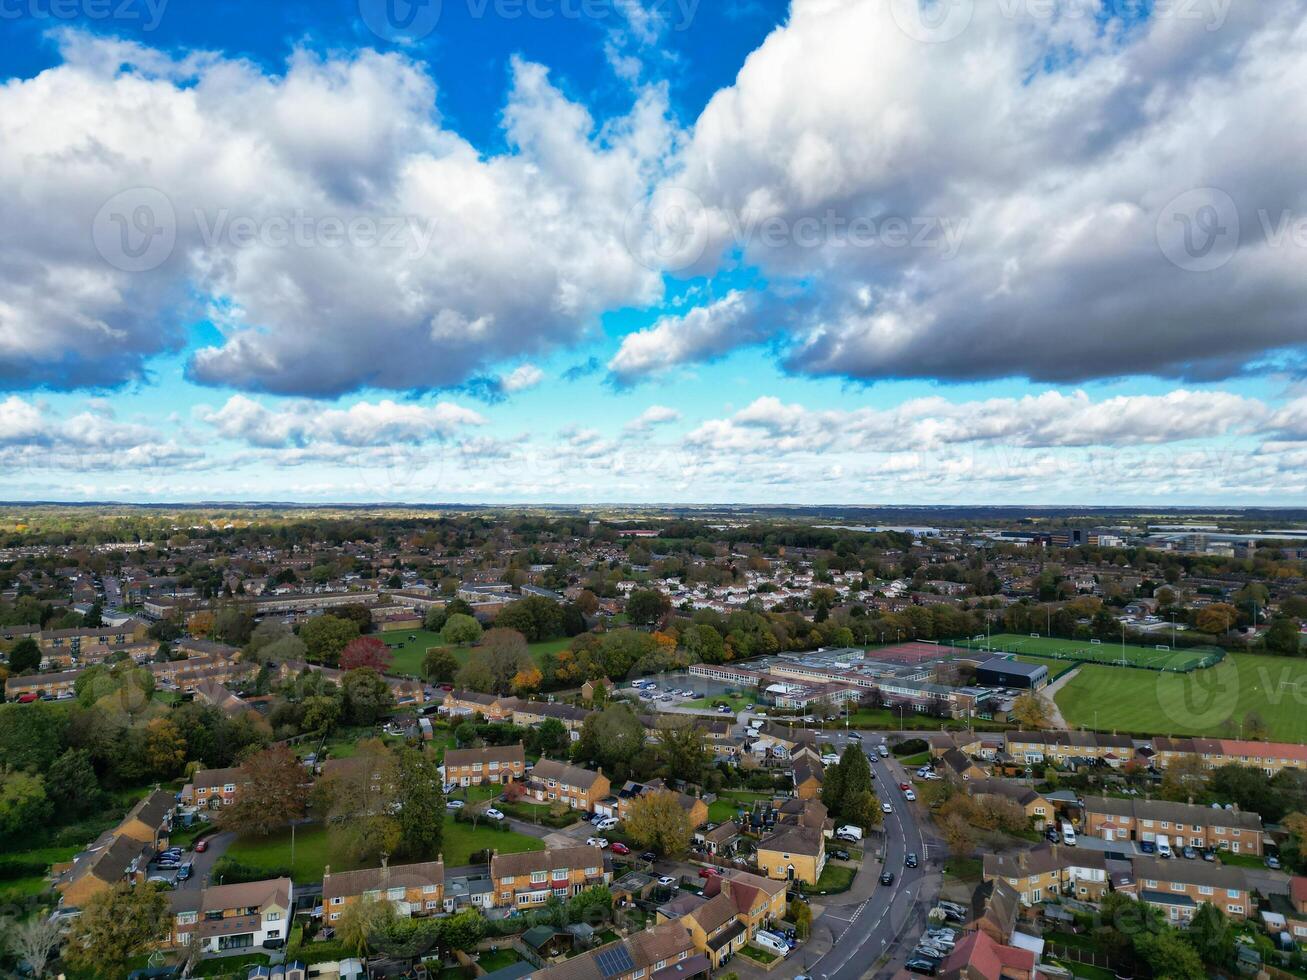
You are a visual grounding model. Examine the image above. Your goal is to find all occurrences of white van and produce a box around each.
[1060,821,1077,846]
[753,933,789,958]
[877,744,890,758]
[1156,835,1173,859]
[836,824,863,842]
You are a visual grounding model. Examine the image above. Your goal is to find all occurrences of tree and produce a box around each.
[789,900,812,940]
[46,748,103,817]
[0,768,51,840]
[63,883,170,976]
[656,722,711,785]
[566,886,613,926]
[423,607,449,633]
[512,666,543,696]
[246,619,293,660]
[441,614,482,647]
[8,915,63,978]
[626,589,670,628]
[478,629,533,692]
[1196,603,1239,636]
[338,894,397,956]
[340,636,393,673]
[940,813,975,856]
[1134,930,1206,980]
[494,596,565,643]
[439,909,486,951]
[318,741,403,865]
[528,718,570,758]
[824,745,873,818]
[394,746,445,860]
[219,745,309,837]
[625,789,691,856]
[187,610,215,638]
[6,638,40,674]
[1159,754,1209,802]
[259,634,308,665]
[842,789,884,832]
[342,668,395,726]
[302,694,342,735]
[142,717,187,776]
[1265,617,1302,656]
[1011,693,1054,730]
[1186,902,1234,968]
[300,615,361,665]
[574,703,645,778]
[423,647,459,682]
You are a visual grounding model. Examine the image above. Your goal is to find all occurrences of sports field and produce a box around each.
[381,630,576,678]
[957,632,1220,672]
[1054,653,1307,742]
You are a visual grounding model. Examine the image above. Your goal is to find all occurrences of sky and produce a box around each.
[1,0,1306,506]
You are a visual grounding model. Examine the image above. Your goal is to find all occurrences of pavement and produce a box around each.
[1040,667,1081,730]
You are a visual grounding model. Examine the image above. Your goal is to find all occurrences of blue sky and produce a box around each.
[1,0,1305,504]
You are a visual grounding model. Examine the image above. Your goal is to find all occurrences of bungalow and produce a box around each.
[443,744,526,787]
[526,760,611,813]
[168,878,293,953]
[323,860,445,921]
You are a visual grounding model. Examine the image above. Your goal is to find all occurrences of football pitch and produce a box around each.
[1055,654,1307,742]
[956,632,1221,672]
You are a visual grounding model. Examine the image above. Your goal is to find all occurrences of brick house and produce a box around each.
[982,846,1108,906]
[1151,736,1307,777]
[1080,796,1264,854]
[526,759,610,812]
[168,878,293,953]
[1132,856,1251,922]
[443,744,526,787]
[968,779,1052,831]
[441,690,516,722]
[1005,731,1136,767]
[755,825,826,886]
[610,780,709,830]
[528,922,705,980]
[183,766,247,808]
[490,846,610,909]
[323,860,445,921]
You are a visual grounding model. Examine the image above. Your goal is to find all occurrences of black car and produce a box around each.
[879,872,895,886]
[640,852,657,863]
[833,849,850,861]
[905,957,939,976]
[905,853,919,868]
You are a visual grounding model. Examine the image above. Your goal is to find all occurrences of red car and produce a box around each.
[899,782,910,791]
[610,842,630,855]
[194,839,209,853]
[16,693,37,704]
[698,867,722,879]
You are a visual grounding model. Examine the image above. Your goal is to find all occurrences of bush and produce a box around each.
[893,738,929,757]
[211,857,291,884]
[0,860,50,881]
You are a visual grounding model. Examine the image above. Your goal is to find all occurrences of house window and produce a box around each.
[531,872,547,884]
[330,897,344,906]
[423,885,438,894]
[1199,887,1213,896]
[388,888,405,900]
[267,912,281,922]
[330,912,341,922]
[1227,889,1241,898]
[1170,883,1185,892]
[1228,905,1244,915]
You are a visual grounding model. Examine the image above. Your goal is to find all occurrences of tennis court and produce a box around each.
[955,632,1221,672]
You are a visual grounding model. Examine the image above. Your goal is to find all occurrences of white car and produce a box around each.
[485,808,505,821]
[586,837,609,848]
[446,799,465,810]
[904,789,917,802]
[881,802,893,814]
[594,817,619,831]
[658,876,677,887]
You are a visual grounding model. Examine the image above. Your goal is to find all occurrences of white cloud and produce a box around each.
[198,395,485,448]
[608,290,766,383]
[0,396,199,471]
[0,38,673,395]
[500,365,545,394]
[625,404,683,432]
[662,1,1307,384]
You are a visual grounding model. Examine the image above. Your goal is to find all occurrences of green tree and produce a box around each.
[574,703,645,778]
[528,718,571,758]
[423,647,460,682]
[494,596,565,642]
[626,589,670,628]
[439,909,486,951]
[441,614,483,647]
[566,886,613,926]
[6,638,40,674]
[0,768,50,840]
[1265,617,1302,656]
[342,668,395,726]
[0,703,67,773]
[337,894,397,956]
[656,721,710,785]
[1134,930,1206,980]
[300,615,361,665]
[1186,903,1234,968]
[394,746,445,860]
[842,789,884,832]
[63,883,170,976]
[302,694,343,735]
[46,748,103,817]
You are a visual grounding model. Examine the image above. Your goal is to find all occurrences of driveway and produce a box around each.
[176,830,235,891]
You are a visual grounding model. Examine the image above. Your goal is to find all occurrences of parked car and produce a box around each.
[586,837,609,849]
[484,808,505,821]
[611,842,631,855]
[1182,846,1198,860]
[1268,855,1283,870]
[446,800,465,810]
[1201,848,1217,862]
[1139,840,1157,855]
[657,876,677,887]
[848,732,862,740]
[832,849,850,861]
[641,852,658,862]
[753,933,789,958]
[879,872,895,886]
[175,864,193,882]
[905,958,939,976]
[698,867,722,879]
[595,817,619,831]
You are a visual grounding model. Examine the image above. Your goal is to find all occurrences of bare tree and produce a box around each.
[9,916,64,978]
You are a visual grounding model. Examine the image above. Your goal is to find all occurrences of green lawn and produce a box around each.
[958,633,1220,672]
[707,791,771,824]
[683,693,753,712]
[383,630,578,678]
[192,954,272,977]
[227,815,545,879]
[1055,653,1307,741]
[476,950,523,973]
[739,945,778,964]
[1217,851,1268,869]
[813,863,855,893]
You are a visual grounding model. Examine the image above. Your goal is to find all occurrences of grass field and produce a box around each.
[1015,656,1079,681]
[684,693,753,712]
[957,632,1220,672]
[227,814,545,879]
[1054,653,1307,741]
[381,630,577,678]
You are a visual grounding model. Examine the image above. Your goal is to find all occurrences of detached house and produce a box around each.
[168,878,293,954]
[755,825,826,886]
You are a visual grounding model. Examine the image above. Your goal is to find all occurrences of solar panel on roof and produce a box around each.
[595,946,636,978]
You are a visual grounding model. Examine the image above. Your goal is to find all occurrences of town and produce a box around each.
[0,507,1306,980]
